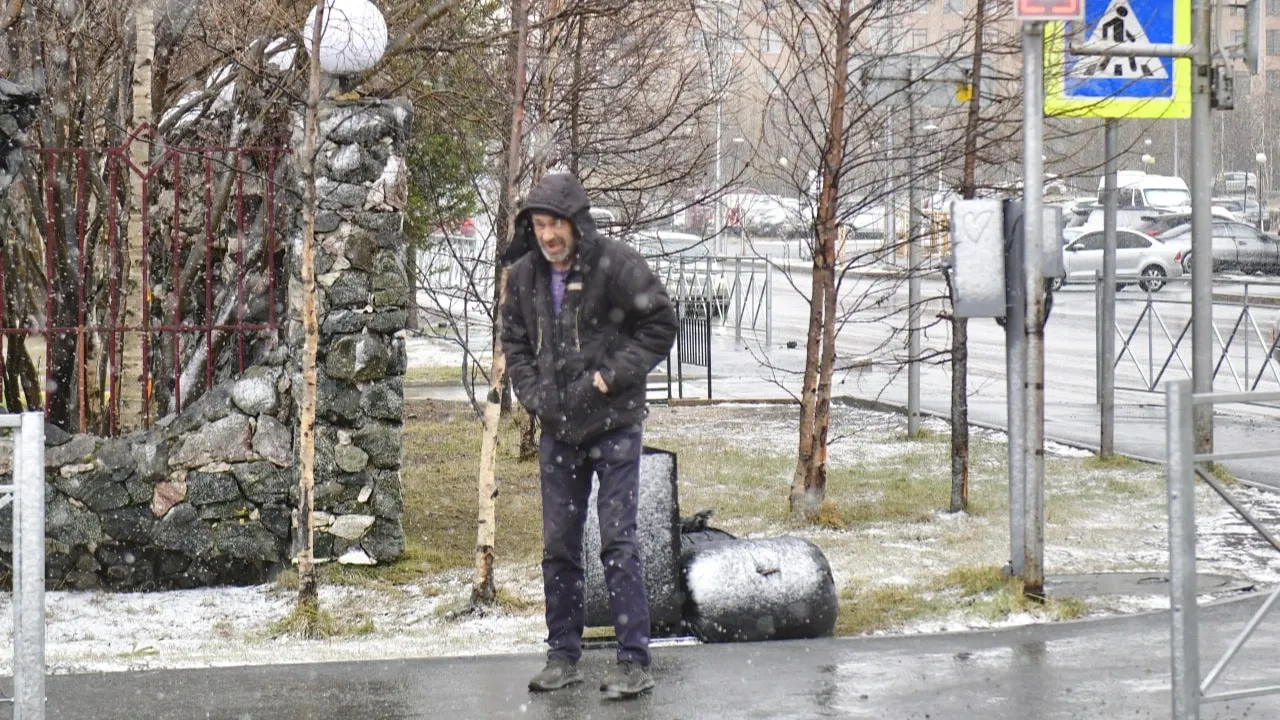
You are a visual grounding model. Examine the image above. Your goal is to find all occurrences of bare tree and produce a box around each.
[293,0,326,635]
[472,0,530,608]
[784,0,850,520]
[727,0,1035,518]
[120,0,157,428]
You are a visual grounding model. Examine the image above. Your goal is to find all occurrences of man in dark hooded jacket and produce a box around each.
[502,174,677,699]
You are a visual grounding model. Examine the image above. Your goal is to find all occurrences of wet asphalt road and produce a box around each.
[28,594,1280,720]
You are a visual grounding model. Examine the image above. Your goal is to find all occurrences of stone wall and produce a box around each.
[0,98,412,590]
[0,367,294,589]
[0,79,39,196]
[289,98,412,565]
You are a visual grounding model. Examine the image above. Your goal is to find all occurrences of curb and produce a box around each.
[666,397,797,407]
[1214,292,1280,308]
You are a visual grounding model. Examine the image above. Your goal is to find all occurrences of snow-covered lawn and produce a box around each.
[6,335,1279,675]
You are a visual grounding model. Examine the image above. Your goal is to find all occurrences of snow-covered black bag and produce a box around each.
[681,536,838,643]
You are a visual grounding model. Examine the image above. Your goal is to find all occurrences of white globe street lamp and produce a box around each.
[303,0,389,91]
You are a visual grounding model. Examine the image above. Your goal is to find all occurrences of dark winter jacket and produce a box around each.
[501,174,678,446]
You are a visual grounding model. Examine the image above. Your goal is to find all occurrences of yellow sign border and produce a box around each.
[1043,0,1191,120]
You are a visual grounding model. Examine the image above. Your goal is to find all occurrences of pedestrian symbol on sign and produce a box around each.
[1072,0,1167,79]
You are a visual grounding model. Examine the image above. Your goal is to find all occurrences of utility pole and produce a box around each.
[1190,0,1214,453]
[1100,120,1117,458]
[1021,21,1047,599]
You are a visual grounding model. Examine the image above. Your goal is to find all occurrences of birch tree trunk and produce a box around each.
[295,0,326,634]
[473,0,530,607]
[790,0,851,521]
[121,0,155,429]
[949,0,987,514]
[513,0,563,464]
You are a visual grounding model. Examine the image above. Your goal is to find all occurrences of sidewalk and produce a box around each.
[32,593,1280,719]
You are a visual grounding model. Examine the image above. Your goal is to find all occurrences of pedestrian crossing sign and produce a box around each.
[1043,0,1190,119]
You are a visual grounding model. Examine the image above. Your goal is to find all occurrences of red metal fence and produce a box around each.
[0,126,290,435]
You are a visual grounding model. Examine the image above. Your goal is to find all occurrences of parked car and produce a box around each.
[627,230,730,313]
[1133,206,1239,237]
[1062,205,1159,242]
[1054,229,1184,292]
[1096,171,1191,211]
[1158,220,1280,275]
[1216,171,1258,195]
[1211,197,1261,225]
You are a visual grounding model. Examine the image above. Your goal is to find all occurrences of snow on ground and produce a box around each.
[645,403,1280,633]
[8,345,1280,675]
[0,568,548,676]
[405,334,489,369]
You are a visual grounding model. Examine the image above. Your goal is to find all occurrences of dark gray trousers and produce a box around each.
[538,424,650,666]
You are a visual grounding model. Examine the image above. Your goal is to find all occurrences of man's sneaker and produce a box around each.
[600,660,655,699]
[528,657,584,692]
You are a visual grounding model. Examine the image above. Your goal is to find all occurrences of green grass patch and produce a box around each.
[1101,476,1149,497]
[399,400,542,577]
[1084,453,1147,471]
[496,587,541,615]
[268,600,377,639]
[896,426,939,442]
[268,400,541,593]
[835,583,946,635]
[1204,463,1238,486]
[813,500,846,530]
[835,565,1089,636]
[648,432,1013,531]
[403,364,466,386]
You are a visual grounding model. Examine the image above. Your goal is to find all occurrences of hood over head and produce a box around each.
[504,173,600,266]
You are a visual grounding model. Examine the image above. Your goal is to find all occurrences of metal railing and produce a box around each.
[416,235,775,345]
[1167,382,1280,719]
[654,256,773,346]
[2,132,288,435]
[1,412,45,719]
[1107,278,1280,398]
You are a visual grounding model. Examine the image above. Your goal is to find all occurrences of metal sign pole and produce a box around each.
[1022,22,1047,598]
[1101,119,1118,457]
[1166,380,1200,719]
[14,412,46,720]
[1005,203,1027,578]
[1190,0,1214,453]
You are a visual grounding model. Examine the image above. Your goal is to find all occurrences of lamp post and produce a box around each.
[303,0,389,92]
[697,0,734,253]
[921,122,940,209]
[1257,152,1267,229]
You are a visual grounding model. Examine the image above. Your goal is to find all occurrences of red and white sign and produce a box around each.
[1015,0,1084,21]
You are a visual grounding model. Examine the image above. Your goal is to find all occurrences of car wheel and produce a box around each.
[1049,277,1064,292]
[1181,253,1193,274]
[1140,265,1167,292]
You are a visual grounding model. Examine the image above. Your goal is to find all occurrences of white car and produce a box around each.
[1054,228,1184,292]
[627,230,730,313]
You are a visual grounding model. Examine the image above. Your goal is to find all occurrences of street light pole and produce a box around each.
[1190,0,1214,453]
[1257,152,1268,229]
[907,72,922,439]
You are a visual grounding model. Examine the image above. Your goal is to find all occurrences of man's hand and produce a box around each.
[593,371,609,394]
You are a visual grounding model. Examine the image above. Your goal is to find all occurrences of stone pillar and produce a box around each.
[288,99,412,565]
[0,80,40,196]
